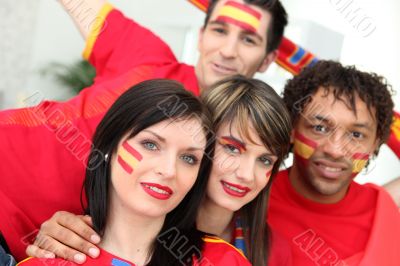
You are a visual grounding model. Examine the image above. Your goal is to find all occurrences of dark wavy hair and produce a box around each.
[204,0,288,53]
[82,79,214,266]
[283,60,394,151]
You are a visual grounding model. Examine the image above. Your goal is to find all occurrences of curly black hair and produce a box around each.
[283,60,394,148]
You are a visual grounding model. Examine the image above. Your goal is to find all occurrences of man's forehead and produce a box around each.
[301,88,377,126]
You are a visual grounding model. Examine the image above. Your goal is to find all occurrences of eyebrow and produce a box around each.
[208,20,263,42]
[221,135,247,151]
[312,115,372,130]
[143,130,205,151]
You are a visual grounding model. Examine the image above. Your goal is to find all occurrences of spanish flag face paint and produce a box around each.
[220,136,246,153]
[117,140,143,174]
[266,170,272,179]
[351,153,369,177]
[293,131,318,164]
[215,1,262,33]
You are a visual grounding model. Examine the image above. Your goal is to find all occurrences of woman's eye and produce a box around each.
[181,154,197,165]
[224,144,240,154]
[259,156,272,167]
[142,141,158,151]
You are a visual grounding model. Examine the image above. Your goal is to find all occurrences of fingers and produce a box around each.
[26,244,55,259]
[32,233,88,264]
[51,211,100,245]
[32,211,101,263]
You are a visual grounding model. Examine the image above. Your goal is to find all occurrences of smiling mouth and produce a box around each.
[221,181,250,197]
[143,184,170,195]
[212,63,236,74]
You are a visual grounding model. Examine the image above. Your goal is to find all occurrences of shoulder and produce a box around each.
[200,236,251,265]
[17,257,77,266]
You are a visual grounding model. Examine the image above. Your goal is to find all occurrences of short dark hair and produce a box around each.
[83,79,214,265]
[204,0,288,53]
[283,60,394,150]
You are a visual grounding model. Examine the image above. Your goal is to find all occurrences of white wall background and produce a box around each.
[0,0,398,184]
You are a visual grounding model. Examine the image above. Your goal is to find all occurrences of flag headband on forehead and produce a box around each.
[216,1,261,33]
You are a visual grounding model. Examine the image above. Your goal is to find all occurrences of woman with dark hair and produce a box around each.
[18,79,250,266]
[27,76,292,265]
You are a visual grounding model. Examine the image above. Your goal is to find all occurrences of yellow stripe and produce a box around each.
[219,6,260,30]
[82,3,114,60]
[17,257,34,265]
[352,158,367,173]
[203,236,247,259]
[294,139,314,159]
[119,147,140,169]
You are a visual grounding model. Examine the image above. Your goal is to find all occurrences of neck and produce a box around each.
[100,202,165,265]
[197,196,234,242]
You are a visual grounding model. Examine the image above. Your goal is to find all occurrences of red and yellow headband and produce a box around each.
[215,1,262,33]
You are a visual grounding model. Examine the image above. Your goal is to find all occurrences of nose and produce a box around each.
[219,36,238,59]
[235,156,255,183]
[155,152,177,179]
[321,129,348,159]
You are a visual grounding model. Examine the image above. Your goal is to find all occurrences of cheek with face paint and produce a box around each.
[117,140,143,174]
[266,170,272,179]
[216,1,261,33]
[351,153,369,177]
[293,132,318,166]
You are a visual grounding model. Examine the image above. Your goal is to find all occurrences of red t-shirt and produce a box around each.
[268,168,378,265]
[0,5,200,261]
[17,236,251,266]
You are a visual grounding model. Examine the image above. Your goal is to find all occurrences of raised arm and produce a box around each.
[58,0,106,40]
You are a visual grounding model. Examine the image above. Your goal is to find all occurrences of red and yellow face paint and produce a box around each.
[117,140,143,174]
[351,153,369,177]
[220,136,246,153]
[293,132,318,165]
[215,1,262,33]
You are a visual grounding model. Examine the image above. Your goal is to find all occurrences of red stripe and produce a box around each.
[352,153,369,160]
[122,141,143,161]
[225,1,261,19]
[298,52,313,67]
[266,170,272,178]
[217,16,256,33]
[294,132,318,149]
[117,155,133,174]
[221,136,246,152]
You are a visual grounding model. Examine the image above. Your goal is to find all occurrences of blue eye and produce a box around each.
[142,141,158,151]
[181,154,198,165]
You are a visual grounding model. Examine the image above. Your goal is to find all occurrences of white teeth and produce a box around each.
[323,166,342,172]
[223,183,245,193]
[144,184,169,194]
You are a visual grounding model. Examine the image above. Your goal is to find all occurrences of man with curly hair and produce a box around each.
[268,60,400,266]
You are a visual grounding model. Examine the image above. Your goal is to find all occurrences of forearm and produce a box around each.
[384,177,400,208]
[58,0,107,40]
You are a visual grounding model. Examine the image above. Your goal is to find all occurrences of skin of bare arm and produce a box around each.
[58,0,106,39]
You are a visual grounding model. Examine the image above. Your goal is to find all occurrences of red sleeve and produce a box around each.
[83,4,177,80]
